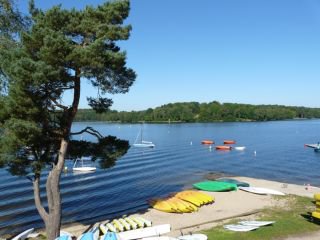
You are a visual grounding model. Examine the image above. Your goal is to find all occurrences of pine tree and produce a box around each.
[0,1,135,239]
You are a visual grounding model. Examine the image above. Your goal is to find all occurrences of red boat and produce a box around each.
[201,140,214,144]
[216,145,232,150]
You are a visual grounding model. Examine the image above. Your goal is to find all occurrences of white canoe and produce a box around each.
[118,224,170,240]
[234,146,246,151]
[12,228,34,240]
[239,187,285,196]
[239,220,275,227]
[224,224,259,232]
[142,237,177,240]
[177,234,207,240]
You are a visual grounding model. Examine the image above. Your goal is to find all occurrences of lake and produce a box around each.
[1,120,320,235]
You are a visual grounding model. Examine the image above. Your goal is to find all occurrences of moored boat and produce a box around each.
[201,140,214,144]
[215,145,232,150]
[223,140,236,144]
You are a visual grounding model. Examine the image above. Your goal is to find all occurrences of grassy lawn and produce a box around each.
[202,195,320,240]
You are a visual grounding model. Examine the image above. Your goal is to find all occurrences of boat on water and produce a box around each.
[223,140,236,144]
[234,146,246,151]
[201,140,214,144]
[73,156,96,172]
[215,145,232,150]
[304,143,320,152]
[133,125,155,148]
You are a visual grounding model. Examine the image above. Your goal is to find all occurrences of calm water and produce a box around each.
[1,120,320,235]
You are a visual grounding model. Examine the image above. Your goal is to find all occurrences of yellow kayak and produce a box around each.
[149,199,177,213]
[314,193,320,201]
[312,211,320,219]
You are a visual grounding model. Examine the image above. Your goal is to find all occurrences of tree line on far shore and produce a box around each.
[75,101,320,123]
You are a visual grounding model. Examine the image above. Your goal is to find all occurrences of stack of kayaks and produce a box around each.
[193,181,237,192]
[100,216,152,233]
[149,190,214,213]
[312,193,320,220]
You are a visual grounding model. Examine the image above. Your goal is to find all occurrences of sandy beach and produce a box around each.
[59,176,320,238]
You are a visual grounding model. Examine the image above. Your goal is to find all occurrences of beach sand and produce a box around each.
[60,176,320,238]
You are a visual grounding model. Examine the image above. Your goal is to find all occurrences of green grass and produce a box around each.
[202,195,320,240]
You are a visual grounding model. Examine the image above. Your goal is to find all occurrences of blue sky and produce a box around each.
[18,0,320,110]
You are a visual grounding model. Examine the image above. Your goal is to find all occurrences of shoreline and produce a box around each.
[58,176,320,237]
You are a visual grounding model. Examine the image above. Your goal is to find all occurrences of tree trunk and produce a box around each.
[33,139,69,240]
[33,72,80,240]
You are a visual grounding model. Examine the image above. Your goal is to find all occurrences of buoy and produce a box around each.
[254,151,257,156]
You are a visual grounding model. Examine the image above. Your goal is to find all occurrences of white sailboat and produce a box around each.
[73,156,96,172]
[133,125,155,148]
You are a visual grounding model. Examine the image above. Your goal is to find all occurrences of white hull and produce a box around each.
[234,146,246,151]
[73,167,96,172]
[239,187,285,196]
[133,143,155,148]
[238,221,275,227]
[177,234,207,240]
[118,224,170,240]
[224,224,259,232]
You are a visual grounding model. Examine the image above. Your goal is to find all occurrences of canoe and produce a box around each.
[177,234,207,240]
[312,211,320,219]
[223,140,236,144]
[124,217,138,229]
[201,140,214,144]
[234,146,246,151]
[314,193,320,201]
[142,237,177,240]
[118,224,171,240]
[133,216,152,227]
[215,145,231,150]
[100,224,108,234]
[193,181,237,192]
[239,187,285,196]
[106,223,117,232]
[216,178,250,187]
[238,221,275,227]
[12,228,34,240]
[112,219,124,232]
[223,224,259,232]
[119,218,131,231]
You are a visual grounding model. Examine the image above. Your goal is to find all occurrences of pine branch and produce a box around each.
[70,126,103,139]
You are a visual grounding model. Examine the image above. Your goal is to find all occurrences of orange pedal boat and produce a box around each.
[201,140,214,144]
[223,140,236,144]
[216,145,232,150]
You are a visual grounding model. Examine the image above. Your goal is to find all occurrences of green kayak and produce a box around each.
[216,178,250,187]
[193,181,237,192]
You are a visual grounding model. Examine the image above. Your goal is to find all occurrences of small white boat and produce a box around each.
[177,234,207,240]
[133,125,155,148]
[142,237,177,240]
[239,187,285,196]
[239,220,275,227]
[73,157,96,172]
[118,224,170,240]
[223,224,259,232]
[12,228,34,240]
[234,146,246,151]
